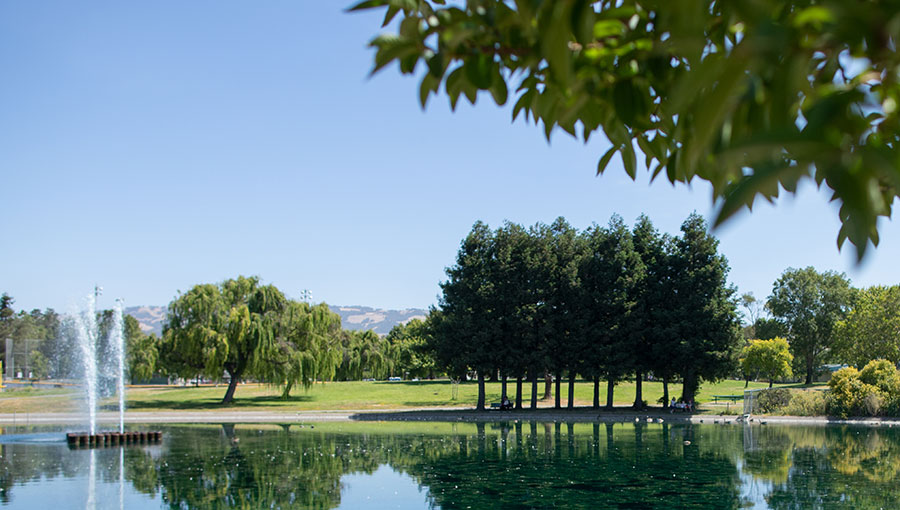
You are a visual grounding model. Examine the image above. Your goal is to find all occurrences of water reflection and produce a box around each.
[1,422,899,509]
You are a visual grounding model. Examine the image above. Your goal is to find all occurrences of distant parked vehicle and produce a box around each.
[363,378,376,382]
[388,376,402,382]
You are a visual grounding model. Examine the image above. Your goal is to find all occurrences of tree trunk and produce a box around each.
[281,380,293,400]
[633,371,644,409]
[530,372,539,409]
[769,379,774,388]
[554,371,562,409]
[567,371,576,409]
[593,376,600,409]
[501,373,508,399]
[515,375,523,409]
[221,369,241,404]
[663,377,669,408]
[606,379,615,410]
[805,354,814,385]
[745,378,749,388]
[477,371,486,411]
[489,369,499,383]
[544,372,552,400]
[681,372,699,404]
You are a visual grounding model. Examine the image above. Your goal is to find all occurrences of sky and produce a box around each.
[1,2,899,318]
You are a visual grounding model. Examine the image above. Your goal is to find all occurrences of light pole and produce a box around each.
[300,289,312,303]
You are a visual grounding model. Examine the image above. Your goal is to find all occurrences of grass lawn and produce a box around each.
[0,378,815,414]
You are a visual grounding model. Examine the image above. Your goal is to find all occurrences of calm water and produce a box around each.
[0,421,898,509]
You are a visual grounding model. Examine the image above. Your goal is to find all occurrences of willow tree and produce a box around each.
[259,301,343,398]
[161,276,286,404]
[336,329,393,381]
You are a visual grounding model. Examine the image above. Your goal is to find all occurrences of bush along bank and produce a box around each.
[750,359,900,418]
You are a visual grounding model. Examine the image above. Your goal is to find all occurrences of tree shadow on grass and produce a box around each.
[402,400,465,407]
[125,394,314,410]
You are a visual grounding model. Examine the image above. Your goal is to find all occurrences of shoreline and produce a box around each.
[2,407,900,427]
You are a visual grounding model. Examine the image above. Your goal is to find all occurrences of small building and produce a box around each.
[816,364,849,382]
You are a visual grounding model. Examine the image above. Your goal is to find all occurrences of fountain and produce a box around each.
[67,289,161,448]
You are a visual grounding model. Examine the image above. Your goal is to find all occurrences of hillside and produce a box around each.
[125,304,427,337]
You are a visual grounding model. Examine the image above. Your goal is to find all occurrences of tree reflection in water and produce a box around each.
[1,422,900,509]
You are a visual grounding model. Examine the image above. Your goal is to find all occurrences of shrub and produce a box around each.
[828,365,890,417]
[863,392,884,416]
[859,359,900,395]
[782,390,827,416]
[756,388,792,413]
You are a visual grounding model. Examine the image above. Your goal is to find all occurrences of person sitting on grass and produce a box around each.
[500,395,512,410]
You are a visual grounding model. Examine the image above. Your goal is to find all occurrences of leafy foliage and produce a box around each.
[162,276,287,403]
[741,337,793,387]
[768,267,853,385]
[386,318,439,379]
[828,360,900,417]
[756,387,793,414]
[834,285,900,368]
[351,0,900,258]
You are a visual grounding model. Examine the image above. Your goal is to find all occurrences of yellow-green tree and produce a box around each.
[741,337,793,388]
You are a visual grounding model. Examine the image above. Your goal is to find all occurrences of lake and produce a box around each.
[0,420,898,509]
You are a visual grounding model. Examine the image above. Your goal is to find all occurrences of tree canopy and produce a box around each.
[741,337,793,387]
[162,276,287,403]
[768,267,853,385]
[834,285,900,368]
[352,0,900,258]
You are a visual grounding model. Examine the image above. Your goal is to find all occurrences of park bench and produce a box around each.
[712,395,743,403]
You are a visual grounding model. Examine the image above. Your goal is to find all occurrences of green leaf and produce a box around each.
[346,0,390,13]
[445,66,465,110]
[419,73,440,108]
[793,6,835,29]
[715,161,793,227]
[464,54,494,90]
[571,0,595,44]
[596,146,617,175]
[512,89,534,122]
[612,80,647,127]
[636,134,654,168]
[382,6,400,27]
[593,19,625,38]
[542,3,573,87]
[622,142,637,179]
[426,52,445,78]
[370,35,419,75]
[489,67,508,105]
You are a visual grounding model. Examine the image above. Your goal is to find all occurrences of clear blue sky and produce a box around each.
[1,2,898,317]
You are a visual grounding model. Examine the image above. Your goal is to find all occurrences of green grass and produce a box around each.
[0,379,819,414]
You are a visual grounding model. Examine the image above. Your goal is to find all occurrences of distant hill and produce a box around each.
[124,306,167,336]
[124,304,427,337]
[329,305,427,336]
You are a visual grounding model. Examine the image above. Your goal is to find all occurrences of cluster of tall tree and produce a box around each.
[430,213,742,410]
